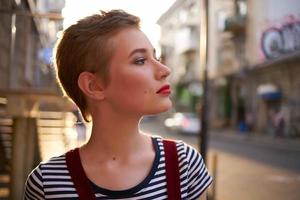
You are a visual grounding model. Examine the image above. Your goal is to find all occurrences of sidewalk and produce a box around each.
[210,129,300,152]
[207,129,300,200]
[141,119,300,200]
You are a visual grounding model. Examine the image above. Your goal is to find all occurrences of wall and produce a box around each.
[246,0,300,65]
[0,1,12,89]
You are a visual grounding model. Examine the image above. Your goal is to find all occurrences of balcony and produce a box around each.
[224,15,246,35]
[175,26,199,54]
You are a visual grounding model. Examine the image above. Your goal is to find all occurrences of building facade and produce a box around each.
[0,0,64,91]
[158,0,300,136]
[0,1,66,198]
[158,0,203,112]
[213,0,300,136]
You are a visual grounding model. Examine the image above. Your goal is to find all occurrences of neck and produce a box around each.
[82,106,146,159]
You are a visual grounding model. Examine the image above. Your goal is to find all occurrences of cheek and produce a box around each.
[125,86,155,104]
[111,70,155,100]
[127,88,154,101]
[121,75,153,95]
[143,89,155,94]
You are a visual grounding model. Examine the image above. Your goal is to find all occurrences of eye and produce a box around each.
[134,57,146,65]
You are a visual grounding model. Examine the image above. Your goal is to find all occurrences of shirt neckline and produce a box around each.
[89,136,160,198]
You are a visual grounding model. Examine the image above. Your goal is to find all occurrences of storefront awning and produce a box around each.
[257,84,282,100]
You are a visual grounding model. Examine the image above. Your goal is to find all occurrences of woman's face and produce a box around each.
[103,28,172,116]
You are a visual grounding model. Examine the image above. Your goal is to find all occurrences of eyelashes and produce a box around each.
[133,56,161,65]
[134,57,146,65]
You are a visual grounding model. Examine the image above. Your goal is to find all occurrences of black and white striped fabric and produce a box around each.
[24,137,212,200]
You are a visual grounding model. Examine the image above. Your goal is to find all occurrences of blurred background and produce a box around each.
[0,0,300,199]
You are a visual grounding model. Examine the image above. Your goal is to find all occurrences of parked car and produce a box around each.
[164,112,201,135]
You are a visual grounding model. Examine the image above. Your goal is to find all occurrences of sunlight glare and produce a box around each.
[62,0,175,54]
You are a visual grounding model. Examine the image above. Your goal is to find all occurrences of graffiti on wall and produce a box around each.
[261,15,300,59]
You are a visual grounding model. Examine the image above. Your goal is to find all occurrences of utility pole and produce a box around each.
[199,0,209,162]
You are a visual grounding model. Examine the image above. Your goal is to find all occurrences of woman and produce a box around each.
[24,10,212,199]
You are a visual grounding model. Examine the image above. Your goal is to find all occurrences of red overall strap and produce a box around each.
[65,148,96,200]
[163,139,181,200]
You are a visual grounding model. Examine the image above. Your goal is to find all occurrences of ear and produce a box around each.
[77,72,105,101]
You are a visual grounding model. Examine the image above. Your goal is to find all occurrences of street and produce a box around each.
[140,117,300,200]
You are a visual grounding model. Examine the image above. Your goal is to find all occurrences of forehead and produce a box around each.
[111,28,153,57]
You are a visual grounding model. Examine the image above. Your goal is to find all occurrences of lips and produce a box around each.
[156,85,171,94]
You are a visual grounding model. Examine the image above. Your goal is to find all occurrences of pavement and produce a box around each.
[206,129,300,200]
[140,118,300,200]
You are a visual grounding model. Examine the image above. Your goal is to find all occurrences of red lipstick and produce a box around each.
[156,85,171,95]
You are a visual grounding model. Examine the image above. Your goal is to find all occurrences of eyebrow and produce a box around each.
[128,48,156,58]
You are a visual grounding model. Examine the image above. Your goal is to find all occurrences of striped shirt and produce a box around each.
[24,137,212,199]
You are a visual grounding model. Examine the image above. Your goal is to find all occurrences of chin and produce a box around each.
[148,101,172,115]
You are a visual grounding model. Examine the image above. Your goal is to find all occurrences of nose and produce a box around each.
[155,61,171,80]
